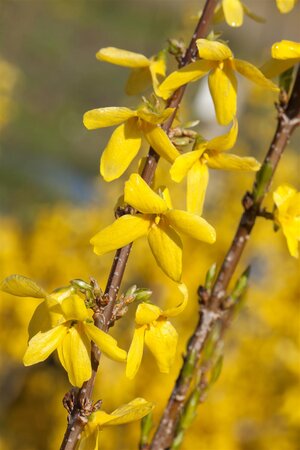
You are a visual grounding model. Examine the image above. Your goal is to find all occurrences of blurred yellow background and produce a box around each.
[0,1,299,449]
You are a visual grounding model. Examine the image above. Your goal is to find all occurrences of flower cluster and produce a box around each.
[0,275,127,387]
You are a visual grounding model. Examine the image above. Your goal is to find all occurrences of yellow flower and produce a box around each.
[0,275,127,387]
[90,174,216,281]
[78,398,154,450]
[83,105,179,181]
[158,39,279,125]
[96,47,166,96]
[261,40,300,79]
[170,118,260,215]
[126,283,188,379]
[273,185,300,258]
[276,0,297,13]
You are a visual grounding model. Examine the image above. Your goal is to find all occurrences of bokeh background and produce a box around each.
[0,1,299,449]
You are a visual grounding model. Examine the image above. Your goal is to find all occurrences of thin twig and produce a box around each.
[149,65,300,450]
[59,1,217,449]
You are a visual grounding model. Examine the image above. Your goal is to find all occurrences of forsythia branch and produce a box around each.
[59,1,218,449]
[148,64,300,450]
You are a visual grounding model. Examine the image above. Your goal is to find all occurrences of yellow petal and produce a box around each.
[100,119,142,181]
[90,214,150,255]
[83,107,136,130]
[29,296,66,332]
[260,58,299,79]
[234,59,279,91]
[208,65,237,125]
[163,282,189,317]
[108,398,154,425]
[206,117,238,152]
[93,398,154,427]
[126,67,152,95]
[57,324,91,387]
[83,323,127,362]
[288,193,300,216]
[78,427,98,450]
[141,122,180,163]
[89,412,113,428]
[160,186,173,210]
[0,274,47,298]
[60,295,89,322]
[150,58,166,96]
[135,303,161,325]
[124,173,168,214]
[145,321,178,373]
[148,221,182,282]
[157,60,211,100]
[187,161,209,215]
[23,325,67,366]
[170,148,205,183]
[196,39,233,61]
[126,326,146,379]
[276,0,296,13]
[96,47,150,68]
[165,209,216,244]
[272,40,300,60]
[273,184,297,210]
[150,57,166,77]
[207,152,261,171]
[222,0,244,27]
[28,300,56,338]
[283,223,299,258]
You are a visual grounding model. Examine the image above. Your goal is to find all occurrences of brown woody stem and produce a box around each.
[59,1,217,449]
[149,65,300,450]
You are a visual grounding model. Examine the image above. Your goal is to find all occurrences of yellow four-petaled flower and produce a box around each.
[158,39,279,125]
[90,174,216,281]
[96,47,166,96]
[126,283,188,379]
[83,105,179,181]
[170,118,260,215]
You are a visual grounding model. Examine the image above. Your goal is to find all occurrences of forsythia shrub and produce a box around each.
[0,1,299,449]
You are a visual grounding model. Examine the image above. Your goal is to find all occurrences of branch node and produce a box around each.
[242,191,254,210]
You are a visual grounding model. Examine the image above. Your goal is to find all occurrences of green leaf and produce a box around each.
[205,262,217,290]
[279,66,294,93]
[209,355,223,385]
[253,162,273,201]
[140,411,153,446]
[231,266,251,302]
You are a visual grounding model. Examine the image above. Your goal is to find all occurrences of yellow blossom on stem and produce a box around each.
[90,174,216,281]
[96,47,166,96]
[78,398,154,450]
[276,0,297,13]
[83,105,179,181]
[0,275,127,387]
[273,185,300,258]
[170,118,260,215]
[158,39,279,125]
[126,283,188,379]
[261,40,300,79]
